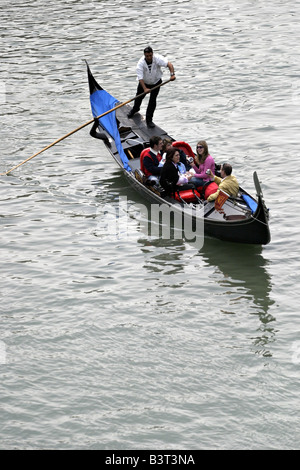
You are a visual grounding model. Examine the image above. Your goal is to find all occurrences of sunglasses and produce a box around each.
[197,145,204,149]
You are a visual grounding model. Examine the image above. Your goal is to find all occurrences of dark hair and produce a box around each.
[162,138,173,153]
[144,46,153,54]
[222,163,232,176]
[165,147,180,162]
[149,135,162,148]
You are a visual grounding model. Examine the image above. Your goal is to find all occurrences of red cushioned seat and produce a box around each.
[204,182,219,199]
[174,189,201,203]
[172,141,195,159]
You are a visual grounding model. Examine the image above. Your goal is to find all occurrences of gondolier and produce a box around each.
[127,46,176,128]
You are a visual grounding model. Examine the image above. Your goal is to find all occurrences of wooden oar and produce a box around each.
[1,78,172,176]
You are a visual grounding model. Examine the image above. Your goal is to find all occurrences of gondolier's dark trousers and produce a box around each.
[131,79,162,122]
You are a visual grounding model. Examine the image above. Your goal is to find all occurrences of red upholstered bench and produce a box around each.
[173,183,219,203]
[174,189,201,203]
[190,182,219,200]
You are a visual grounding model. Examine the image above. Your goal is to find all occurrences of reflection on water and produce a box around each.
[138,237,187,276]
[199,238,276,357]
[94,170,276,356]
[136,228,276,357]
[94,170,204,248]
[200,239,274,314]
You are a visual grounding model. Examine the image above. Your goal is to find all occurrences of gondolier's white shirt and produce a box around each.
[136,53,169,85]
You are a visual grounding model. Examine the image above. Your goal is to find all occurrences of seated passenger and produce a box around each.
[206,163,239,201]
[161,138,173,161]
[160,147,195,195]
[140,136,163,186]
[160,138,192,172]
[178,148,193,171]
[189,140,215,188]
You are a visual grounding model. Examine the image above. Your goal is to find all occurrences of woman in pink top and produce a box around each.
[190,140,215,188]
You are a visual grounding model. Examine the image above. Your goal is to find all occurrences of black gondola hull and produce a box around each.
[87,64,271,245]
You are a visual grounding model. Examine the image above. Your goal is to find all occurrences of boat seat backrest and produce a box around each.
[172,141,195,158]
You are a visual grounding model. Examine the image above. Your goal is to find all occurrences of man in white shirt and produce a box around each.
[128,46,176,128]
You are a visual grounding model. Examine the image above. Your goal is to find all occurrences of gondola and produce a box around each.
[86,63,271,245]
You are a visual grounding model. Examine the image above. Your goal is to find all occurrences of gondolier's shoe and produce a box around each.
[146,120,155,128]
[127,110,137,118]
